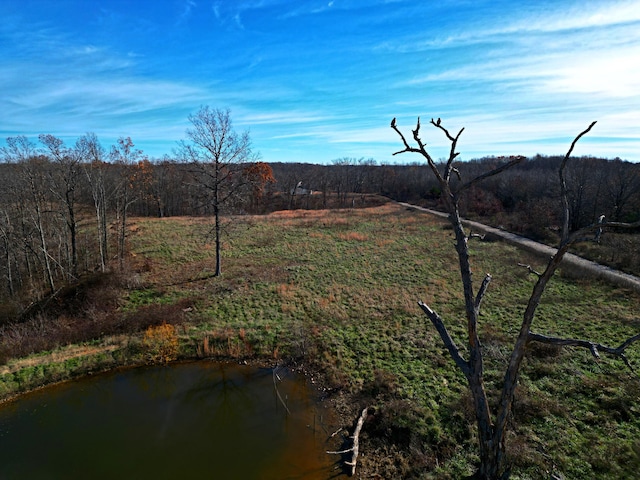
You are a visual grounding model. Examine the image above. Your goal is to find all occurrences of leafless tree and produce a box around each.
[606,157,640,222]
[39,134,82,280]
[391,117,640,479]
[177,106,257,276]
[2,137,59,296]
[110,137,144,270]
[77,133,110,272]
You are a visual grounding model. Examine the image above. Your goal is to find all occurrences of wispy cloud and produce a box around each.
[177,0,197,25]
[1,0,639,162]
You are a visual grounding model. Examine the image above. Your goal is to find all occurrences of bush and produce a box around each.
[142,323,179,363]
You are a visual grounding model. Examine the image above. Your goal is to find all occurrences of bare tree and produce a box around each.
[39,134,82,280]
[2,137,59,296]
[177,106,257,276]
[110,137,144,270]
[606,157,640,222]
[77,133,110,272]
[0,206,16,298]
[391,117,640,479]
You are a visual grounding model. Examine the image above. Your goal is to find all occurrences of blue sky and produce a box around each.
[2,0,640,164]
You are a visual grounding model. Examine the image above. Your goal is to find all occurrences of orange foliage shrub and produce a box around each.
[142,323,179,363]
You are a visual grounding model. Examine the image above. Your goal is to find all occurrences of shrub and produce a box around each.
[142,323,179,363]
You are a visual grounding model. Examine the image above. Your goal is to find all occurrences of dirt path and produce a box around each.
[0,340,125,376]
[400,202,640,292]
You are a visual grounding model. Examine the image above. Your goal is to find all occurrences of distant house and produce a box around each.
[291,181,312,195]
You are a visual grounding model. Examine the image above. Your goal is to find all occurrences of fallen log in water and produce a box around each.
[327,407,369,476]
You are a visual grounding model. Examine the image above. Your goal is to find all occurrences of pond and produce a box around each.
[0,361,344,479]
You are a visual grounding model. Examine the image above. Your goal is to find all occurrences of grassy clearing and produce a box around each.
[2,203,639,478]
[124,204,640,478]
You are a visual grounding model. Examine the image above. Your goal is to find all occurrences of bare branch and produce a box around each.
[517,263,542,277]
[390,118,446,185]
[474,274,492,311]
[559,121,597,241]
[390,119,421,156]
[457,156,525,195]
[528,331,640,372]
[418,301,470,376]
[327,407,369,476]
[430,118,464,181]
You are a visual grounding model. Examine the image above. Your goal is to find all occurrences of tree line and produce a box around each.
[1,127,639,316]
[0,107,271,316]
[270,155,640,234]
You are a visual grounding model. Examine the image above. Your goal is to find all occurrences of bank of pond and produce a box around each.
[0,361,345,479]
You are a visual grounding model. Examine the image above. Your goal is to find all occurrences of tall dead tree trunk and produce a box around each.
[21,159,56,296]
[0,211,15,297]
[392,117,640,479]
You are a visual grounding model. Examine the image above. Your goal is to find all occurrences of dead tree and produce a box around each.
[391,117,640,480]
[327,407,369,476]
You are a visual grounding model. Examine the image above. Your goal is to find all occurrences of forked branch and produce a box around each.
[430,118,464,181]
[327,407,369,476]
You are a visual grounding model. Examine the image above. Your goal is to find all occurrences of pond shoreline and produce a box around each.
[0,331,352,435]
[1,360,344,479]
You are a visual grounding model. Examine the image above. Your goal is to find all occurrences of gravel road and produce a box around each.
[400,202,640,292]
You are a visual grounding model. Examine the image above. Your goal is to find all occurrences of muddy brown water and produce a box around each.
[0,362,345,479]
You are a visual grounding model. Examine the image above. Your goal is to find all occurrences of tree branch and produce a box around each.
[390,118,421,156]
[418,301,471,376]
[559,121,597,241]
[528,331,640,372]
[327,407,369,476]
[517,263,542,277]
[430,118,464,182]
[469,230,486,241]
[391,118,447,186]
[457,156,525,195]
[474,274,492,311]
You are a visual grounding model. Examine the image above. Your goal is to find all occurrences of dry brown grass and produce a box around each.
[0,340,125,375]
[337,231,369,242]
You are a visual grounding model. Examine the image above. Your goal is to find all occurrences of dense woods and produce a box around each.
[1,133,639,320]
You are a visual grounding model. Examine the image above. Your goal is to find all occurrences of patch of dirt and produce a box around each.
[0,339,126,375]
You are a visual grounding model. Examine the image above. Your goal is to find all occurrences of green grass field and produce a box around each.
[122,204,640,479]
[3,203,639,478]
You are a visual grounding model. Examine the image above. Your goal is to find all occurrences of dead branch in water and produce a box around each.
[272,366,291,415]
